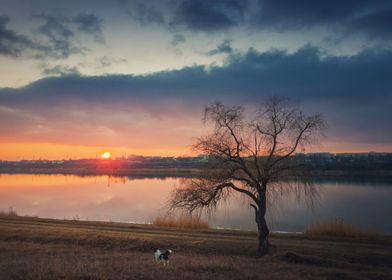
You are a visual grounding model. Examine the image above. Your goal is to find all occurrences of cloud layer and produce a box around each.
[119,0,392,40]
[1,46,391,151]
[0,0,391,156]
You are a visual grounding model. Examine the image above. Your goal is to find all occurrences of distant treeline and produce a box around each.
[295,153,392,171]
[0,153,392,176]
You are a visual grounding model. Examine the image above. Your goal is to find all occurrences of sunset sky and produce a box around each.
[0,0,391,159]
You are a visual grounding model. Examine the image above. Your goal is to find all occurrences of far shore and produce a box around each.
[1,167,392,177]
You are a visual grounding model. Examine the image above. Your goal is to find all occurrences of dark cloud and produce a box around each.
[73,13,105,44]
[253,0,367,28]
[206,39,233,55]
[120,0,248,32]
[170,0,248,32]
[0,14,91,59]
[36,15,86,59]
[99,56,112,67]
[37,15,73,39]
[2,46,391,100]
[252,0,392,39]
[0,45,391,145]
[348,5,392,39]
[99,56,128,68]
[41,64,81,76]
[123,0,165,25]
[170,34,186,46]
[0,16,38,56]
[117,0,392,42]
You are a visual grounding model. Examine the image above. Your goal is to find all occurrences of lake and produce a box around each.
[0,174,391,233]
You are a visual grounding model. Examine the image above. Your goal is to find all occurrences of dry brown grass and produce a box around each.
[305,218,380,238]
[0,216,391,280]
[0,207,18,218]
[153,213,210,229]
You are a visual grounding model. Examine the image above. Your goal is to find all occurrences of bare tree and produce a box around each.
[170,96,325,256]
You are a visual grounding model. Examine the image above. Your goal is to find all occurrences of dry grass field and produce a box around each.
[0,216,391,280]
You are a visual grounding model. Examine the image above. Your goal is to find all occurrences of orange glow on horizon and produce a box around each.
[0,142,193,160]
[0,141,391,160]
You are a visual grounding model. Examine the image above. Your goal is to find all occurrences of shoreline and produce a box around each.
[1,167,392,177]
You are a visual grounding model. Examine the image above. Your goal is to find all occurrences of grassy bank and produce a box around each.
[0,216,391,280]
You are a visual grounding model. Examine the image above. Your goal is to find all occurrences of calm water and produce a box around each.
[0,174,391,233]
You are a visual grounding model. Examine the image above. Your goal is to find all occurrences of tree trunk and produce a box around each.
[256,214,269,256]
[255,192,269,257]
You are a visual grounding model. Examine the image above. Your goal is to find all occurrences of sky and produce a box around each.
[0,0,391,159]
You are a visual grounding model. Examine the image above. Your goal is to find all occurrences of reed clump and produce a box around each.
[0,207,18,217]
[153,213,210,229]
[305,218,379,238]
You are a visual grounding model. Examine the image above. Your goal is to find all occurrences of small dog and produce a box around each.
[153,248,173,266]
[153,248,162,262]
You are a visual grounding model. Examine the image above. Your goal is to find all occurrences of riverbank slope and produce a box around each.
[0,216,391,279]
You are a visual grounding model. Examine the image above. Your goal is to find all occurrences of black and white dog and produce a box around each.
[153,248,173,265]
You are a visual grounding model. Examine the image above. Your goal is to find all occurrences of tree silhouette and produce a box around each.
[170,97,325,256]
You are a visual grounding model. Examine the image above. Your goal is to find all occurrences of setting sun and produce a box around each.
[101,152,111,159]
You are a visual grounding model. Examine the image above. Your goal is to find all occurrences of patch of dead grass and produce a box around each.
[153,213,210,230]
[0,207,18,218]
[305,219,380,238]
